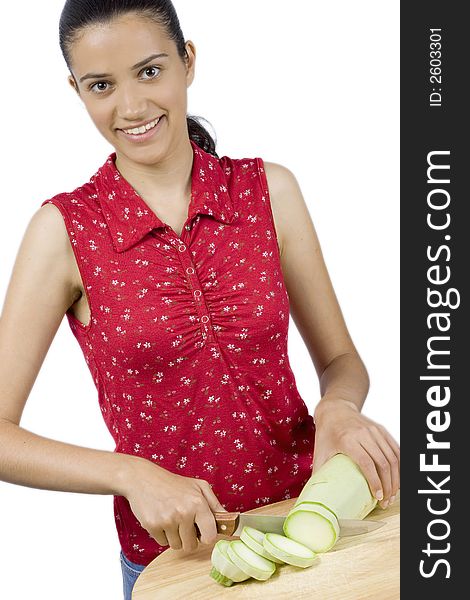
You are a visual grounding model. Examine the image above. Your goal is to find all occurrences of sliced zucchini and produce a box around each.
[240,526,284,564]
[263,532,319,568]
[210,539,251,586]
[227,539,276,581]
[283,502,340,553]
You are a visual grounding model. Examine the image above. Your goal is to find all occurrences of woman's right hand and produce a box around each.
[121,457,226,552]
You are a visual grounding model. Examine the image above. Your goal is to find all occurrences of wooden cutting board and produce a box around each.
[133,491,400,599]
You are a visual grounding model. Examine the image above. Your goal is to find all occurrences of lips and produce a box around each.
[117,116,163,132]
[117,115,165,143]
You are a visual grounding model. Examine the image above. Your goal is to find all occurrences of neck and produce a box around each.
[114,135,194,205]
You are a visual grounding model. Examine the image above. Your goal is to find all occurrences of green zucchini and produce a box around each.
[283,502,340,552]
[226,539,276,581]
[240,526,284,564]
[263,532,319,568]
[210,539,251,586]
[283,453,377,553]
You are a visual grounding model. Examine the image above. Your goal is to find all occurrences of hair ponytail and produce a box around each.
[186,115,218,157]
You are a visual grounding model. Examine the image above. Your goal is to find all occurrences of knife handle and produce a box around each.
[195,511,240,540]
[213,511,240,536]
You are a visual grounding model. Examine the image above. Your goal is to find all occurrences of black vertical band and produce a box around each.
[401,2,466,596]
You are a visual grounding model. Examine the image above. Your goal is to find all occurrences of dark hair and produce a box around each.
[59,0,218,157]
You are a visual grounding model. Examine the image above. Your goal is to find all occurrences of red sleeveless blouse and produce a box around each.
[41,140,315,566]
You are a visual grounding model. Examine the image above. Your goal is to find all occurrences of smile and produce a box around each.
[121,116,161,135]
[117,116,165,143]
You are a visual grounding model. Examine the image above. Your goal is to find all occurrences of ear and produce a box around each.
[68,74,81,97]
[184,40,196,88]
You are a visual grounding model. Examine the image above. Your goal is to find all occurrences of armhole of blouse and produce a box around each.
[255,157,282,259]
[40,198,93,332]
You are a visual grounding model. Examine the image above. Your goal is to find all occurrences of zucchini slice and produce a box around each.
[263,532,319,568]
[283,502,340,553]
[240,526,285,564]
[210,539,251,586]
[227,539,276,581]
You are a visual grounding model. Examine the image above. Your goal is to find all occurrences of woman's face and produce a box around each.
[67,13,196,165]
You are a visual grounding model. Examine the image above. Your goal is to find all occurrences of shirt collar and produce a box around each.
[92,139,236,253]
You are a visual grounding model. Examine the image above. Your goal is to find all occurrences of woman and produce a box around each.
[0,1,400,598]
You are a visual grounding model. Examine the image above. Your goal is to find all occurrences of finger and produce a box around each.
[359,435,392,507]
[371,428,400,499]
[380,426,401,471]
[345,444,383,502]
[163,523,183,550]
[194,505,218,545]
[198,480,227,512]
[178,516,199,553]
[152,528,169,548]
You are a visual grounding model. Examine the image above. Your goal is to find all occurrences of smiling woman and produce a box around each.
[61,0,217,161]
[0,1,399,600]
[62,7,200,167]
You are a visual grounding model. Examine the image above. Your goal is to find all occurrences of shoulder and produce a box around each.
[26,202,81,295]
[262,161,299,194]
[32,202,72,248]
[1,202,82,317]
[31,202,77,266]
[261,161,307,258]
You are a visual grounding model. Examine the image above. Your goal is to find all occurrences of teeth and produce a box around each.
[123,117,160,135]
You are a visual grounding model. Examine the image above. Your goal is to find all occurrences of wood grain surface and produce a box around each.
[132,491,400,599]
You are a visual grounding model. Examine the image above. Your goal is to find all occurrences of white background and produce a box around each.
[0,1,399,598]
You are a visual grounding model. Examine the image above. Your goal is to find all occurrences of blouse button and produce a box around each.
[201,315,209,323]
[178,244,186,252]
[194,289,202,298]
[186,267,195,275]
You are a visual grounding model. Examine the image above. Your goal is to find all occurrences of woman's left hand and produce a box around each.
[313,398,400,509]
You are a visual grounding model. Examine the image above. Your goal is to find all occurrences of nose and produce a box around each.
[116,81,149,121]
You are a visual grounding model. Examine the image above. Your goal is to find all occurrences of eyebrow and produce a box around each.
[78,52,169,83]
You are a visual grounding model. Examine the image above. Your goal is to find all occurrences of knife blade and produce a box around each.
[209,511,385,538]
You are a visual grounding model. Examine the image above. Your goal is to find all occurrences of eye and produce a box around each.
[88,65,161,94]
[140,65,161,80]
[89,81,110,94]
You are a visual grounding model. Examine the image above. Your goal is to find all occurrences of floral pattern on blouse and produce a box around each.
[40,140,315,566]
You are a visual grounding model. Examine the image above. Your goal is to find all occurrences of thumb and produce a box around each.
[198,481,227,512]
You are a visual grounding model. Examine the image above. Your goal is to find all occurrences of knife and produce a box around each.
[200,511,385,538]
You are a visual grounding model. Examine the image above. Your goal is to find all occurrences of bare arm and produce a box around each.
[264,161,400,507]
[0,420,135,494]
[0,203,135,495]
[0,204,223,550]
[263,162,370,410]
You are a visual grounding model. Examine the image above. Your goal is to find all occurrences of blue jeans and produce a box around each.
[120,550,146,600]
